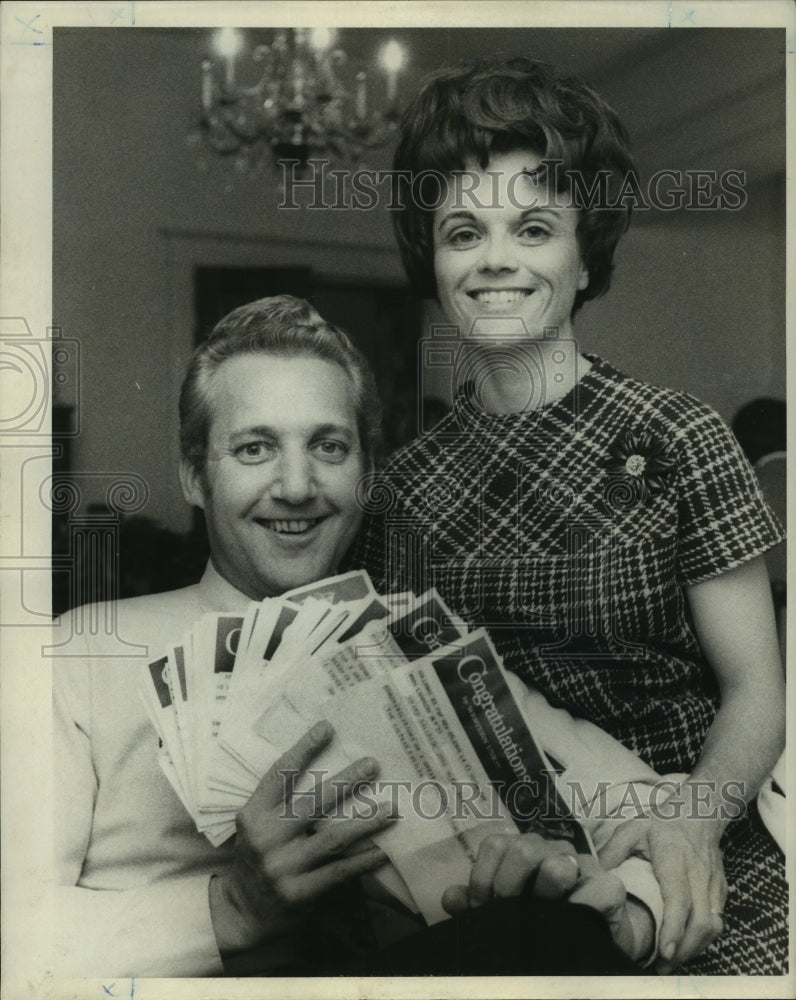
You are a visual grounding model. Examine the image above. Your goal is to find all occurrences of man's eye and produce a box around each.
[235,441,273,463]
[449,228,479,246]
[313,440,349,462]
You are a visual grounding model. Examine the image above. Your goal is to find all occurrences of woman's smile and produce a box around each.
[467,287,534,307]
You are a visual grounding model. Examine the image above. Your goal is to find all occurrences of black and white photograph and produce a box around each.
[1,2,792,997]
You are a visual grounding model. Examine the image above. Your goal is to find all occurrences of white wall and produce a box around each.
[53,28,785,533]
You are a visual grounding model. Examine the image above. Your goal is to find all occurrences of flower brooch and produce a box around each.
[605,429,677,509]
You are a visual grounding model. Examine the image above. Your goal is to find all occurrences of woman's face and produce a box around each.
[433,149,589,340]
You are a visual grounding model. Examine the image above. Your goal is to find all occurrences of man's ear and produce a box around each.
[577,261,590,292]
[179,458,206,510]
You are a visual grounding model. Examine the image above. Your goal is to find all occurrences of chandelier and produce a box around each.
[195,27,408,171]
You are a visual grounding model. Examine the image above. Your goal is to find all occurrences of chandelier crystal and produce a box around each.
[195,28,408,171]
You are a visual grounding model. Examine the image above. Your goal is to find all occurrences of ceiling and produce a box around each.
[225,25,786,189]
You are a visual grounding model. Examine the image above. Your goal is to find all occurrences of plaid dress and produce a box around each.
[354,355,787,974]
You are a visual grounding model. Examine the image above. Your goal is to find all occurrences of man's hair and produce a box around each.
[179,294,382,475]
[392,57,637,314]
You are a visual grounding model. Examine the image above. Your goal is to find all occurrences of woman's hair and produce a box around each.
[393,57,637,314]
[179,294,382,475]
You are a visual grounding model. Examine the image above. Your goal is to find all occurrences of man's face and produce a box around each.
[182,353,367,600]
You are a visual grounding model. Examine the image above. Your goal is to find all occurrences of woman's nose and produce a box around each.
[269,450,318,504]
[478,232,519,273]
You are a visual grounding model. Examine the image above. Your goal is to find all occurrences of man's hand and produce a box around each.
[598,809,726,973]
[441,832,654,964]
[210,720,393,955]
[441,832,580,912]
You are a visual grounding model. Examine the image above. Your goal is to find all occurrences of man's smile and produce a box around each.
[255,517,327,535]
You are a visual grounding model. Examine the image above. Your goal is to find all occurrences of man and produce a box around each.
[54,295,661,978]
[53,296,393,976]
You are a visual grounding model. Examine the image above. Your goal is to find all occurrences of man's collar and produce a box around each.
[197,560,255,614]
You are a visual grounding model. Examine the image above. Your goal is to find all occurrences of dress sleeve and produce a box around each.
[53,655,225,978]
[673,400,784,586]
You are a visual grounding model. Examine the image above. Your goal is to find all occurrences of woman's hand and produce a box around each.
[441,832,654,964]
[210,720,393,955]
[598,809,727,973]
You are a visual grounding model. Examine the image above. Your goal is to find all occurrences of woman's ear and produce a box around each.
[578,261,590,291]
[179,459,206,510]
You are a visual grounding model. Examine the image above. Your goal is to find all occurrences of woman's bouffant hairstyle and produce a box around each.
[393,57,637,314]
[179,294,382,475]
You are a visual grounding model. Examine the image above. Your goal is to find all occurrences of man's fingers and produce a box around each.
[536,851,584,898]
[569,871,640,962]
[257,721,335,807]
[492,836,543,899]
[441,885,470,915]
[468,835,512,906]
[291,755,380,826]
[254,803,394,895]
[495,838,578,900]
[569,870,626,919]
[300,801,396,868]
[274,843,390,910]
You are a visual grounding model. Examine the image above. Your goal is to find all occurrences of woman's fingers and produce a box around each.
[600,814,726,971]
[656,845,727,973]
[708,865,728,939]
[597,818,649,870]
[651,839,692,966]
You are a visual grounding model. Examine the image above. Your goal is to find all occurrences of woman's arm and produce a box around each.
[600,555,785,973]
[685,555,785,810]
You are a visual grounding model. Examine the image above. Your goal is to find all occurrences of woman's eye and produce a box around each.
[521,224,550,240]
[313,440,349,462]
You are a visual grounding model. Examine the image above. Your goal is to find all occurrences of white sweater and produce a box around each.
[53,562,663,977]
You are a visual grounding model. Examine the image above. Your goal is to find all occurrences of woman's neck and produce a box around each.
[466,340,592,415]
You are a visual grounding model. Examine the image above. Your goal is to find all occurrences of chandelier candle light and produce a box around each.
[197,27,408,171]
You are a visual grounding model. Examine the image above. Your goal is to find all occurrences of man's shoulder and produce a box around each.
[115,584,206,626]
[59,583,202,622]
[54,583,206,658]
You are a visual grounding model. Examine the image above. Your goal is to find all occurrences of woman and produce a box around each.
[355,57,786,975]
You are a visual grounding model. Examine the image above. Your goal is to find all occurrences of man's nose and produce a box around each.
[478,232,519,272]
[269,449,318,504]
